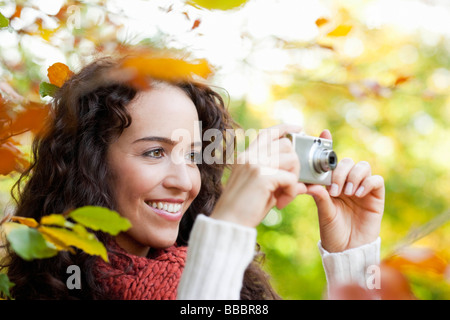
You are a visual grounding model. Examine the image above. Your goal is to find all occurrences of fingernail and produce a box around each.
[344,182,353,195]
[330,183,339,197]
[356,186,365,197]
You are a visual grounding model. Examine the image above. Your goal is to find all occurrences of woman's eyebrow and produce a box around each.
[133,136,202,148]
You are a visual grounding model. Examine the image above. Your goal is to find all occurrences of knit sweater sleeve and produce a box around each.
[177,214,257,300]
[177,214,381,300]
[318,237,381,298]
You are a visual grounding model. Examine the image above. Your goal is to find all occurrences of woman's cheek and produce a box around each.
[190,167,202,198]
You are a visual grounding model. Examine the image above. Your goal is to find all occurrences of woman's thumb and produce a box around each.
[306,184,335,221]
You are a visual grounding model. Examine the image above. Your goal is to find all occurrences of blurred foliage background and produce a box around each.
[1,0,450,299]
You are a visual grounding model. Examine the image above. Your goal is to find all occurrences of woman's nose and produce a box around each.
[162,161,193,192]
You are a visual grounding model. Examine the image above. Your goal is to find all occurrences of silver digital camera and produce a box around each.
[286,133,338,186]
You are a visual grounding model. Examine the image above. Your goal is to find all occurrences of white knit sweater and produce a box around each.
[177,214,380,300]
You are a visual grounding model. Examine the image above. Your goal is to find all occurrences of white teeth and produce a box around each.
[147,201,182,213]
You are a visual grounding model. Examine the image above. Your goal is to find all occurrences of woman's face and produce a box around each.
[107,83,202,256]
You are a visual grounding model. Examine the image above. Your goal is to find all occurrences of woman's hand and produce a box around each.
[307,130,385,252]
[210,124,307,228]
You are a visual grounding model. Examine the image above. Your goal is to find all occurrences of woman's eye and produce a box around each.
[188,151,202,164]
[144,148,165,158]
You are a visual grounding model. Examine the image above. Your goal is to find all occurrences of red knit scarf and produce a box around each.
[94,241,187,300]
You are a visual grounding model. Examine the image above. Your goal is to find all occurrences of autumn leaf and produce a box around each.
[40,213,73,228]
[394,75,412,86]
[3,206,131,262]
[29,18,61,42]
[0,140,29,176]
[38,225,108,261]
[37,225,76,253]
[0,12,9,29]
[8,102,50,135]
[0,274,15,300]
[192,19,201,30]
[4,223,58,261]
[68,206,131,235]
[384,247,448,276]
[315,17,329,28]
[47,62,74,87]
[39,82,60,98]
[10,5,22,20]
[0,145,17,176]
[187,0,249,10]
[327,25,352,37]
[10,216,39,228]
[118,54,212,89]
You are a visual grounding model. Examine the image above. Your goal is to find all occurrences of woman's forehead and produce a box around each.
[122,85,201,143]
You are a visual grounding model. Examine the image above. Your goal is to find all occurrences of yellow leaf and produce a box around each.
[38,226,108,261]
[38,228,76,253]
[10,216,39,228]
[47,63,74,88]
[187,0,248,10]
[40,214,73,228]
[327,25,352,37]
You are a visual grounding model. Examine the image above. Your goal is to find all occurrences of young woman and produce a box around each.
[2,56,384,300]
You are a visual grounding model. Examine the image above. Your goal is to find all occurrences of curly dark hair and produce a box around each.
[1,56,279,300]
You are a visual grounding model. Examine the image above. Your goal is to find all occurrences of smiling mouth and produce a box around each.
[145,201,182,214]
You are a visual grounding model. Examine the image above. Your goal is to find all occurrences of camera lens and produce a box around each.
[313,149,338,173]
[327,151,337,170]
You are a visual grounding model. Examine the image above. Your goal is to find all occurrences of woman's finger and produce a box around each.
[276,182,307,209]
[257,123,303,144]
[343,161,372,196]
[269,152,299,176]
[261,167,304,209]
[319,129,332,140]
[306,184,335,225]
[355,174,385,199]
[328,157,355,197]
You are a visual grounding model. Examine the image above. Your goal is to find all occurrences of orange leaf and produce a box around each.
[315,17,329,27]
[327,25,352,37]
[11,5,22,19]
[0,140,29,175]
[394,75,412,86]
[47,62,74,87]
[0,96,10,123]
[119,55,212,89]
[10,216,39,228]
[192,19,201,30]
[383,247,448,276]
[9,102,50,135]
[0,145,17,175]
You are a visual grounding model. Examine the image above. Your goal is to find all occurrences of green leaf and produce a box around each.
[38,226,108,262]
[0,274,15,300]
[0,275,14,300]
[187,0,248,10]
[0,12,9,29]
[4,223,58,261]
[68,206,131,235]
[39,82,59,98]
